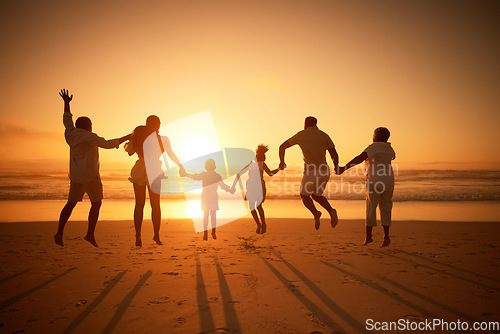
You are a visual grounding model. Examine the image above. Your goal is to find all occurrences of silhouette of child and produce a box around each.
[338,127,396,247]
[185,159,234,240]
[232,144,280,234]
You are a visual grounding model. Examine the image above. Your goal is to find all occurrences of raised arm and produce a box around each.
[60,89,73,112]
[279,140,293,170]
[60,89,75,130]
[338,152,368,175]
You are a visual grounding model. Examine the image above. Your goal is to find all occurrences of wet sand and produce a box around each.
[0,218,499,333]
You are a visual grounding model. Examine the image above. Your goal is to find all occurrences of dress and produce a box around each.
[190,171,230,211]
[245,160,266,204]
[125,135,169,189]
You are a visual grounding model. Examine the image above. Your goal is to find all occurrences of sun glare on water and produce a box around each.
[185,200,203,219]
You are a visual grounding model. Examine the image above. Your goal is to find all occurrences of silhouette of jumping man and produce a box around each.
[54,89,131,247]
[125,115,186,247]
[338,127,395,247]
[185,159,234,240]
[279,116,339,230]
[232,144,281,234]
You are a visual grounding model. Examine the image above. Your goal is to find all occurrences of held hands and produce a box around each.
[59,89,73,103]
[179,166,187,177]
[116,133,133,149]
[229,186,236,194]
[336,166,346,175]
[279,161,287,170]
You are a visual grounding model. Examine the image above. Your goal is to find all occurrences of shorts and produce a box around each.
[201,191,219,211]
[68,177,103,203]
[300,164,330,196]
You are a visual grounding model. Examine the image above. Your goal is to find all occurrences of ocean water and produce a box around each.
[0,168,499,202]
[0,168,499,222]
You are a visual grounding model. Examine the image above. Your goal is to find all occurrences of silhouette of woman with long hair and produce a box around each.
[231,144,280,234]
[125,115,185,246]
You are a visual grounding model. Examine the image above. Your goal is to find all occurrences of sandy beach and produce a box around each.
[0,218,499,333]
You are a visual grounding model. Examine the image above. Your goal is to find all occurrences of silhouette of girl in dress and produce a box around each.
[232,144,280,234]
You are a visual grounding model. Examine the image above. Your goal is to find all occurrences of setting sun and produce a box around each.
[159,111,222,164]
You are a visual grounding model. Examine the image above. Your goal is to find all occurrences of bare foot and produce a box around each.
[261,223,267,234]
[314,211,322,230]
[135,236,142,247]
[153,236,163,246]
[84,235,98,247]
[381,238,391,247]
[54,234,64,247]
[362,237,373,246]
[256,223,262,234]
[330,208,338,228]
[203,233,208,241]
[212,232,217,240]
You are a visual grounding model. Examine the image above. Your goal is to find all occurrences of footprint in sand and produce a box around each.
[75,299,87,306]
[342,275,363,285]
[148,296,170,305]
[403,314,425,322]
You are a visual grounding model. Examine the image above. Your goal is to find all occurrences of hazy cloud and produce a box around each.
[0,118,61,140]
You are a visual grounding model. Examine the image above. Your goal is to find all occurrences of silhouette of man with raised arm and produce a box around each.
[279,116,339,229]
[54,89,131,247]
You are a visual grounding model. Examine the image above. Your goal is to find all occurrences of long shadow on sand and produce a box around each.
[101,270,152,334]
[0,269,30,285]
[260,255,346,333]
[271,250,366,333]
[318,260,440,319]
[63,270,127,334]
[381,251,497,291]
[394,249,500,283]
[214,256,241,333]
[195,253,216,333]
[374,274,480,323]
[0,267,75,311]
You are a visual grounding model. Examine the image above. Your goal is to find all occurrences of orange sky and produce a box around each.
[1,0,499,170]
